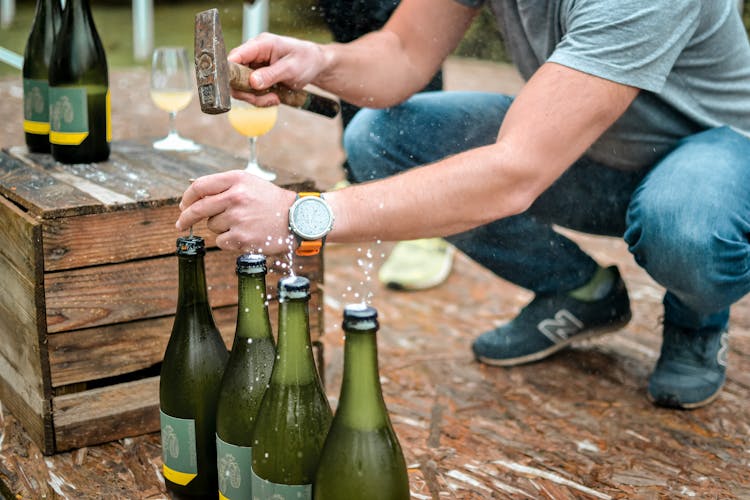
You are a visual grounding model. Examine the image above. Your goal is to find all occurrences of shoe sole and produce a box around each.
[476,312,632,367]
[647,381,725,410]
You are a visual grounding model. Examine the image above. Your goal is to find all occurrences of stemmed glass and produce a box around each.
[150,46,200,151]
[227,98,279,181]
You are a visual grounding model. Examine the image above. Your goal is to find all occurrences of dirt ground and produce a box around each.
[1,58,750,498]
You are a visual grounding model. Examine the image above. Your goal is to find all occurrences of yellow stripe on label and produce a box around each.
[106,90,112,142]
[162,464,197,486]
[23,120,50,134]
[219,492,230,500]
[50,131,89,145]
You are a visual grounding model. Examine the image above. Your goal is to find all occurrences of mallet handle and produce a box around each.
[228,61,340,119]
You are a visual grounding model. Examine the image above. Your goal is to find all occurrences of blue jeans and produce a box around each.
[344,91,750,331]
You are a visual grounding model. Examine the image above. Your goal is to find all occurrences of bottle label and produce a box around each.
[49,86,89,145]
[159,409,198,486]
[251,467,311,500]
[106,89,112,142]
[23,79,50,135]
[216,435,253,500]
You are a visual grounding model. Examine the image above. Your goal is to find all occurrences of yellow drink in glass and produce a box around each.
[227,104,279,137]
[228,99,279,181]
[150,89,193,113]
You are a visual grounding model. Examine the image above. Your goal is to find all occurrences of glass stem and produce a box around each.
[168,111,178,137]
[247,136,259,168]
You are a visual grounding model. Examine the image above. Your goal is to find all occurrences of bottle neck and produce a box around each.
[273,298,317,384]
[235,273,272,340]
[337,329,389,429]
[175,254,215,324]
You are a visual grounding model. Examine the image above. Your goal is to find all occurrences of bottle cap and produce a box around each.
[343,303,378,331]
[176,236,205,256]
[236,254,267,275]
[278,275,310,300]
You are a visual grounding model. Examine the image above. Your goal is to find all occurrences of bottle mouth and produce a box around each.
[176,236,205,256]
[343,303,378,331]
[236,253,267,274]
[278,275,310,300]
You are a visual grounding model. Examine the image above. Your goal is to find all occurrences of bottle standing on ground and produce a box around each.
[48,0,111,164]
[22,0,62,154]
[215,254,276,500]
[160,236,229,499]
[251,276,332,499]
[314,304,409,500]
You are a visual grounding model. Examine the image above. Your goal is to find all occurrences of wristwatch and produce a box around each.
[288,192,335,256]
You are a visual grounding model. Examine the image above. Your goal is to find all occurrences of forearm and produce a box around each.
[314,31,438,108]
[314,0,477,108]
[324,143,540,243]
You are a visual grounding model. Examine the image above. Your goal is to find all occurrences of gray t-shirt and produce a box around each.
[455,0,750,170]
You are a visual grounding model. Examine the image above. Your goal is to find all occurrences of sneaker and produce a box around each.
[472,266,631,366]
[378,238,455,291]
[647,322,728,409]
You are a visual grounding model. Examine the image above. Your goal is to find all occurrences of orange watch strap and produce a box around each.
[296,239,323,256]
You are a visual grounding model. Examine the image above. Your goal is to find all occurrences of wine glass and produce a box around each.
[227,98,279,181]
[150,46,200,152]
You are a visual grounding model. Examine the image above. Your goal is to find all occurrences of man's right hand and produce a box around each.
[227,33,328,108]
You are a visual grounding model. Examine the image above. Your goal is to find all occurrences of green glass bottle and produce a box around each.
[22,0,62,154]
[160,236,229,499]
[314,304,410,500]
[48,0,111,164]
[251,276,332,499]
[216,254,276,500]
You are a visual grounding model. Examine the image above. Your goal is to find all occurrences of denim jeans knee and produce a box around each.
[624,127,750,327]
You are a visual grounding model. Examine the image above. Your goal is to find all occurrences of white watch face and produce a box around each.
[290,196,333,240]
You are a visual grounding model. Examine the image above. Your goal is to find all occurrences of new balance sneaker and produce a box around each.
[647,322,728,409]
[472,266,631,366]
[378,238,455,291]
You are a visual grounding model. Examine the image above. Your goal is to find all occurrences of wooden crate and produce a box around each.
[0,140,324,455]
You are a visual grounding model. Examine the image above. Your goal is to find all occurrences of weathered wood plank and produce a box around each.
[52,376,161,452]
[48,290,324,388]
[44,250,322,333]
[0,195,52,453]
[2,142,316,220]
[42,204,211,271]
[0,149,102,218]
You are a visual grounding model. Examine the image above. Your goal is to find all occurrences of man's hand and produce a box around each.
[228,34,327,108]
[176,171,297,254]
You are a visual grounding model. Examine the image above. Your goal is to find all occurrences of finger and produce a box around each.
[177,194,230,232]
[206,212,231,235]
[230,89,280,107]
[179,171,239,212]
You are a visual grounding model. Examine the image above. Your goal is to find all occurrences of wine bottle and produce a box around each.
[314,304,410,500]
[251,276,332,499]
[22,0,62,154]
[215,254,276,500]
[48,0,111,164]
[160,236,228,499]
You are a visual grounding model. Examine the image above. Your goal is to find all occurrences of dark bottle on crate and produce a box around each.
[314,304,410,500]
[160,236,228,499]
[22,0,62,154]
[48,0,111,164]
[215,254,276,500]
[251,276,332,499]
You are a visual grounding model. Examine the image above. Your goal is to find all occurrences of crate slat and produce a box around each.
[47,291,323,388]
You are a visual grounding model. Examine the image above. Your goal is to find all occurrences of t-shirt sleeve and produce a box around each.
[548,0,701,92]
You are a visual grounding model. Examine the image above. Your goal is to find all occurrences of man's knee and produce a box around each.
[343,108,398,182]
[625,178,749,313]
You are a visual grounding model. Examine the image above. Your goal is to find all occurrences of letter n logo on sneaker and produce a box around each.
[537,309,584,344]
[717,330,729,367]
